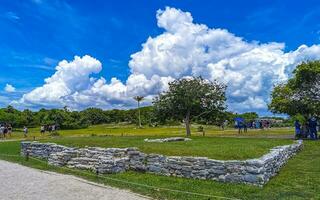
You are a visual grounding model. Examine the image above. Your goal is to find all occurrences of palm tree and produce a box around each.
[133,96,144,128]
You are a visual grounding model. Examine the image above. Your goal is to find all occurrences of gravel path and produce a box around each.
[0,160,149,200]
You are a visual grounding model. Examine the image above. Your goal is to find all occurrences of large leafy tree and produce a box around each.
[153,77,226,136]
[269,61,320,117]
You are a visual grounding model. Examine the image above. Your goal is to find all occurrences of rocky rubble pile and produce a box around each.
[21,140,303,186]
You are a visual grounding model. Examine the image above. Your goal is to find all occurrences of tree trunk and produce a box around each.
[138,101,141,128]
[185,111,191,137]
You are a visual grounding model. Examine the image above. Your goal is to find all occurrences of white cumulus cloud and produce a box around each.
[16,55,172,110]
[16,7,320,113]
[17,55,102,108]
[129,7,320,113]
[4,84,16,93]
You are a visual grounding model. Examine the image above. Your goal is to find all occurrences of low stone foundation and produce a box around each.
[21,140,303,186]
[144,137,192,143]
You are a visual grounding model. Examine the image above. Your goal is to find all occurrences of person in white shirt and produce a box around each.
[0,125,4,139]
[23,126,28,138]
[40,126,45,135]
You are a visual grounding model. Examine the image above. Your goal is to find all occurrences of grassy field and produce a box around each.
[9,123,294,139]
[0,124,318,199]
[43,136,292,160]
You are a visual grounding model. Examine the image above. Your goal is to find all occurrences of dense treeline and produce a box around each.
[0,106,155,129]
[0,105,286,129]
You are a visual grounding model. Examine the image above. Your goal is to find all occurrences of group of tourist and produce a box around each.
[0,123,29,138]
[40,124,56,135]
[234,119,272,134]
[0,123,13,139]
[294,117,318,140]
[0,123,58,139]
[250,120,271,129]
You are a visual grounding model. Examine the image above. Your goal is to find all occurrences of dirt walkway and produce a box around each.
[0,160,149,200]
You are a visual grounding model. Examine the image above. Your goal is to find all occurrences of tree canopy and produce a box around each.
[234,112,259,122]
[153,77,227,136]
[269,60,320,117]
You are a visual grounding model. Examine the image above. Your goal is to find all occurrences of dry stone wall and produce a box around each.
[144,137,192,143]
[21,140,303,186]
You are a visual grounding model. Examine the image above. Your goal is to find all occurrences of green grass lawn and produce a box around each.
[42,136,292,160]
[0,124,316,200]
[8,123,294,139]
[0,139,318,200]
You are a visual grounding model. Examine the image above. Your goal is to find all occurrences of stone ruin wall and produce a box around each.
[20,140,303,186]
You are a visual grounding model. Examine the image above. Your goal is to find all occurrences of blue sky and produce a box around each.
[1,0,320,114]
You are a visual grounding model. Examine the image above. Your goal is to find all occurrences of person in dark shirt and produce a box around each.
[243,121,248,133]
[308,117,318,140]
[3,125,8,138]
[238,121,243,134]
[294,120,301,139]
